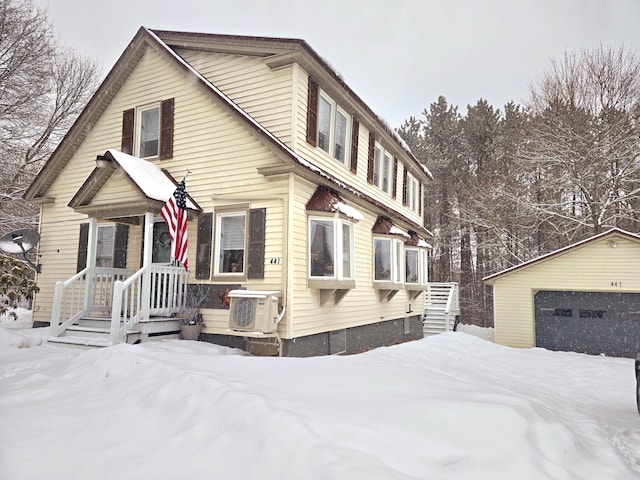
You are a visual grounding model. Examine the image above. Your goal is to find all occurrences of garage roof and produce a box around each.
[484,228,640,284]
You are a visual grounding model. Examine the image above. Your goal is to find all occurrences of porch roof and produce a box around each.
[68,150,201,217]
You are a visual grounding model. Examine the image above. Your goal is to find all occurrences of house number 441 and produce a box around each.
[610,281,623,287]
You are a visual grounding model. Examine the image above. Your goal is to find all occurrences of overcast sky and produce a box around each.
[35,0,640,127]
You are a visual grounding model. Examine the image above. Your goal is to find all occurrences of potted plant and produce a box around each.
[177,286,207,341]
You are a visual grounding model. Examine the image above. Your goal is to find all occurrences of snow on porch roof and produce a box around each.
[105,149,199,210]
[68,149,201,212]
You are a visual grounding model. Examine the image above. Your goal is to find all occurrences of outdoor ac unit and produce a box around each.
[228,290,282,333]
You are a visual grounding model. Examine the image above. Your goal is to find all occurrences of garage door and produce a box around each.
[534,291,640,358]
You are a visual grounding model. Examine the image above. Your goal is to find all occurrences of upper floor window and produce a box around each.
[373,144,393,193]
[317,91,350,165]
[121,98,174,160]
[138,104,160,158]
[215,211,246,276]
[308,216,354,280]
[406,172,420,213]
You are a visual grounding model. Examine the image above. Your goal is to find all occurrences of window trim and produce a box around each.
[316,90,351,166]
[373,143,393,194]
[406,171,420,213]
[135,103,161,159]
[213,210,248,280]
[373,235,404,287]
[308,214,355,282]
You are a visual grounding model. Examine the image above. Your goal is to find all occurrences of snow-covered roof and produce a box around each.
[106,150,198,210]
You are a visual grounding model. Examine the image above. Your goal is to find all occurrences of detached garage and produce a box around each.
[484,228,640,358]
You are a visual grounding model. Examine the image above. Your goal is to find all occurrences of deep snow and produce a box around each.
[0,313,638,479]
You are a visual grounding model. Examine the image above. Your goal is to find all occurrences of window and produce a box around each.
[316,91,350,165]
[137,105,160,158]
[215,212,246,275]
[308,217,354,280]
[374,237,404,283]
[373,144,393,193]
[96,225,115,268]
[405,247,428,285]
[406,172,420,213]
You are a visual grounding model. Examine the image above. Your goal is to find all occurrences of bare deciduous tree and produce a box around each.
[0,0,101,234]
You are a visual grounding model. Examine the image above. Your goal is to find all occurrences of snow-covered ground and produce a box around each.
[0,316,638,479]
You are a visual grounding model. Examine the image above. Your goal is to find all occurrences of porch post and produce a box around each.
[83,217,98,312]
[140,212,154,321]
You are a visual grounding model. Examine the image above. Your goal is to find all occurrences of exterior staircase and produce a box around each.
[423,282,460,336]
[47,315,181,349]
[47,265,187,349]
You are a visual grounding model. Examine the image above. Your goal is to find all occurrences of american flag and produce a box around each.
[160,179,189,271]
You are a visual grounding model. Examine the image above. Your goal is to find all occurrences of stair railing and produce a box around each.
[109,265,187,344]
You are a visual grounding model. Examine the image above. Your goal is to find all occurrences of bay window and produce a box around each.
[373,237,404,284]
[309,216,354,280]
[405,247,428,285]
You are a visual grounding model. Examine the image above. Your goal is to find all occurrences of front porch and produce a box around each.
[45,150,201,348]
[47,262,188,348]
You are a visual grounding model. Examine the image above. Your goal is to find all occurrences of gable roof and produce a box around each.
[483,228,640,284]
[68,149,200,212]
[24,27,430,235]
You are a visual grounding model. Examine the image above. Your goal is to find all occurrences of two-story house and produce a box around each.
[24,28,433,356]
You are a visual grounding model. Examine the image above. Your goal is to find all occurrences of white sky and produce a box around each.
[35,0,640,127]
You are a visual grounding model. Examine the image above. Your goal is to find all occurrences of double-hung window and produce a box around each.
[317,91,350,165]
[406,172,420,213]
[373,236,404,284]
[308,216,354,280]
[215,212,246,276]
[137,104,160,158]
[96,224,115,268]
[373,144,393,194]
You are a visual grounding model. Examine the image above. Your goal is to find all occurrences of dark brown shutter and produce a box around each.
[392,157,398,199]
[196,213,213,280]
[350,117,359,174]
[419,183,423,217]
[248,208,266,279]
[367,132,375,184]
[121,109,134,154]
[306,77,319,146]
[77,223,89,272]
[402,168,408,206]
[113,224,129,269]
[159,98,174,160]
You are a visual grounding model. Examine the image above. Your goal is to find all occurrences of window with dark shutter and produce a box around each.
[121,109,134,154]
[402,168,408,206]
[77,223,89,272]
[159,98,174,160]
[248,208,266,279]
[350,117,359,174]
[113,224,129,269]
[196,213,213,280]
[306,77,319,147]
[367,132,375,184]
[392,157,398,199]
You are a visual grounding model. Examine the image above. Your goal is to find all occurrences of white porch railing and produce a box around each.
[50,267,133,337]
[50,265,187,345]
[110,265,187,344]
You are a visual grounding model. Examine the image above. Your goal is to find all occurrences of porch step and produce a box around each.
[47,335,113,349]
